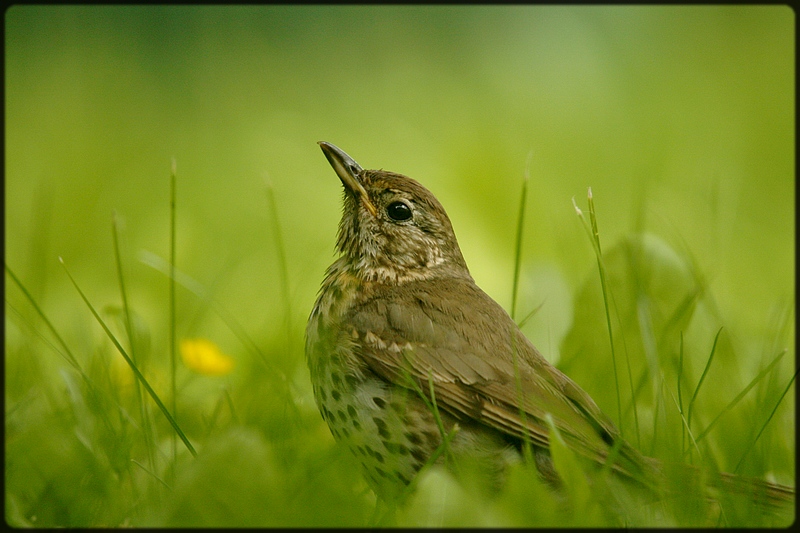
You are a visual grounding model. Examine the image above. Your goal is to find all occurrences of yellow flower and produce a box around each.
[180,338,235,376]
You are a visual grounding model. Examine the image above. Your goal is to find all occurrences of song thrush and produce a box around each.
[305,141,794,512]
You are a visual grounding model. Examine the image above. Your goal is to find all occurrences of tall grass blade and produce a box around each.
[223,385,240,425]
[399,358,450,448]
[393,421,459,517]
[677,332,686,456]
[60,257,197,457]
[131,459,173,491]
[7,263,136,435]
[658,287,701,348]
[573,190,623,433]
[112,212,157,473]
[396,364,459,503]
[694,348,786,444]
[265,178,292,357]
[510,151,532,321]
[169,158,178,465]
[5,301,73,371]
[667,387,703,460]
[687,327,723,430]
[6,263,85,376]
[732,369,797,473]
[510,326,534,462]
[516,300,544,330]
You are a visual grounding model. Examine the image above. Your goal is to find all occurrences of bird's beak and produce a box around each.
[318,141,378,217]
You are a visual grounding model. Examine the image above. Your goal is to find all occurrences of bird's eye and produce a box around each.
[386,201,412,222]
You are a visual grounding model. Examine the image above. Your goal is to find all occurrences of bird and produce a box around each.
[305,141,794,520]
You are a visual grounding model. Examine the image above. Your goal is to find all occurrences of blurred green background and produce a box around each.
[5,5,794,527]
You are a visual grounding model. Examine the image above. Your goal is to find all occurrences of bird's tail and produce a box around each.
[602,445,793,516]
[650,459,795,520]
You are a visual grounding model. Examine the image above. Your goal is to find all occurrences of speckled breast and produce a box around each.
[305,271,442,497]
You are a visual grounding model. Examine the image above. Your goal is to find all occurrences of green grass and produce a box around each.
[5,169,794,527]
[5,5,794,528]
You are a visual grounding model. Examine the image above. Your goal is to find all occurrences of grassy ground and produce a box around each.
[5,5,794,527]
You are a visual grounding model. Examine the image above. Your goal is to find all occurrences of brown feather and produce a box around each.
[348,276,657,486]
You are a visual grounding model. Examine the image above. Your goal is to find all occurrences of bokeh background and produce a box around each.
[5,5,794,527]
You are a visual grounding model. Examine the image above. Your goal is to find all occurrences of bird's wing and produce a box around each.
[348,277,644,476]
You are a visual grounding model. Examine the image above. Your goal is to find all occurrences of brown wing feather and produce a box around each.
[348,277,652,481]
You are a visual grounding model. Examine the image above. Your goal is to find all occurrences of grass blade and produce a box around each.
[60,256,197,457]
[5,301,75,371]
[112,212,157,473]
[510,326,534,462]
[169,158,178,465]
[131,459,173,491]
[517,299,545,330]
[6,263,85,376]
[7,262,138,434]
[400,360,451,450]
[265,177,292,357]
[687,327,723,430]
[693,348,786,444]
[396,364,459,504]
[733,368,797,473]
[573,190,623,433]
[677,332,686,456]
[511,151,532,321]
[667,387,703,461]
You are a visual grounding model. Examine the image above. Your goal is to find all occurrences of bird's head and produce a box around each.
[319,141,471,284]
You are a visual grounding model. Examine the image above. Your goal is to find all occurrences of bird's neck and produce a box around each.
[312,255,473,333]
[334,251,471,285]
